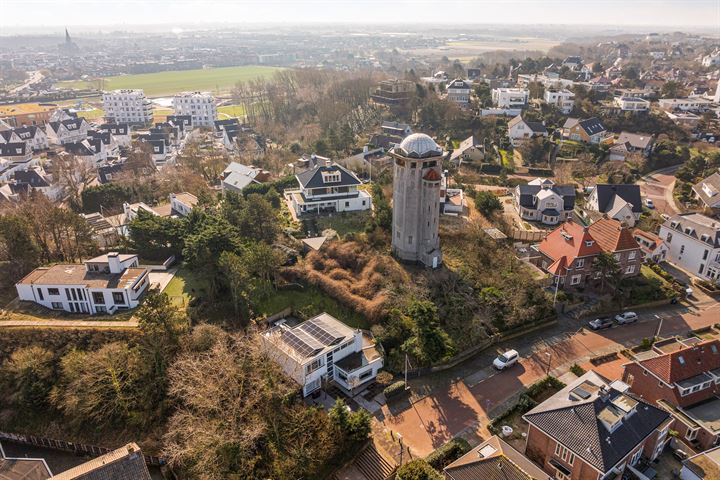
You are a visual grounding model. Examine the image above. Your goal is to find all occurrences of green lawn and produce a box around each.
[255,284,369,329]
[218,104,246,119]
[499,149,514,171]
[163,266,209,307]
[56,65,285,97]
[315,211,371,238]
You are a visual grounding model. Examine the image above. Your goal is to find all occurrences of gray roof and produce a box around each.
[445,436,551,480]
[99,123,129,135]
[14,169,51,188]
[13,125,43,140]
[296,162,362,189]
[578,117,606,136]
[663,213,720,248]
[524,371,670,473]
[0,142,28,157]
[51,443,151,480]
[692,172,720,208]
[517,184,576,211]
[617,132,654,150]
[592,184,643,214]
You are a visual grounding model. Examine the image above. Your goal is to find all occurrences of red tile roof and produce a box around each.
[639,340,720,384]
[538,220,603,264]
[588,218,640,252]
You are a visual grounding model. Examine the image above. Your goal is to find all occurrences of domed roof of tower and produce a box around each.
[395,133,443,158]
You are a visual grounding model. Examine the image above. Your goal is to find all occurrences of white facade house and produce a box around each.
[659,213,720,284]
[658,98,712,112]
[169,192,198,216]
[16,253,150,314]
[100,123,131,148]
[172,92,218,127]
[221,162,269,194]
[513,178,576,225]
[285,160,371,217]
[12,125,49,150]
[102,89,153,125]
[543,89,575,114]
[585,184,643,227]
[46,117,89,145]
[491,88,529,109]
[262,313,384,397]
[446,79,472,106]
[614,96,651,112]
[507,115,548,147]
[701,51,720,67]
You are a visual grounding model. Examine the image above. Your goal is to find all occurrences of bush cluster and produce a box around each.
[425,438,471,470]
[383,380,407,399]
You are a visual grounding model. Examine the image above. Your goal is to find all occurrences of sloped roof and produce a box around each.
[692,172,720,208]
[0,142,28,157]
[663,213,720,248]
[51,443,151,480]
[445,436,551,480]
[517,184,575,211]
[587,218,640,252]
[617,132,654,150]
[592,184,642,214]
[578,117,606,136]
[296,162,362,189]
[638,339,720,385]
[538,220,603,263]
[524,371,670,473]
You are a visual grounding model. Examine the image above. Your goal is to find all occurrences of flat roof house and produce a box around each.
[16,253,150,315]
[523,371,671,480]
[622,339,720,452]
[262,313,383,397]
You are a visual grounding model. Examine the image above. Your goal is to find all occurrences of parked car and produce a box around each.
[588,317,614,330]
[645,198,655,209]
[614,312,638,324]
[493,349,519,370]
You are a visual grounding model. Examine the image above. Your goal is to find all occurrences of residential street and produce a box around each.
[638,165,681,216]
[375,294,720,459]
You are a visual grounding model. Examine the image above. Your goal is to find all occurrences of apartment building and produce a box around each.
[659,213,720,283]
[102,89,153,125]
[172,91,217,127]
[543,89,575,114]
[492,87,529,109]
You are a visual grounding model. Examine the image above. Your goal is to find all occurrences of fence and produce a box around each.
[0,431,165,467]
[509,229,547,242]
[139,255,176,271]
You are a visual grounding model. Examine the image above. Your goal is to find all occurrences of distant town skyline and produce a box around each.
[2,0,719,29]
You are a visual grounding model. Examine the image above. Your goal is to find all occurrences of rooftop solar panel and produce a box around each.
[281,330,321,358]
[300,318,344,346]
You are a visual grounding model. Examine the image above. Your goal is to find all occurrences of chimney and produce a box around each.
[107,252,122,274]
[326,159,333,167]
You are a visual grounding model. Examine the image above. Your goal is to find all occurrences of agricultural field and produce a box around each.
[56,65,285,97]
[217,104,246,118]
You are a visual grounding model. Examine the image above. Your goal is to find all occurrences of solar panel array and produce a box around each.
[300,318,344,346]
[281,330,322,358]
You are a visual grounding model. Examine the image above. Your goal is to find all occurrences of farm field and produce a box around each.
[56,65,285,97]
[217,104,246,118]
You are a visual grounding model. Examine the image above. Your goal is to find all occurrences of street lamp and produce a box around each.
[545,351,552,376]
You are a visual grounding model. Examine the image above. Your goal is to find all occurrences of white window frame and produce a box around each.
[625,265,636,274]
[571,274,582,285]
[686,427,699,441]
[575,259,585,268]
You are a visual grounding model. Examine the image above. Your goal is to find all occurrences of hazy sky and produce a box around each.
[1,0,719,28]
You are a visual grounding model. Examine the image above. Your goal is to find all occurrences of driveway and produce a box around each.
[378,298,720,457]
[151,268,177,292]
[639,166,681,216]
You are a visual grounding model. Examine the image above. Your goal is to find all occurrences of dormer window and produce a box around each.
[561,232,573,241]
[321,171,341,183]
[684,228,694,235]
[585,240,594,247]
[670,221,678,229]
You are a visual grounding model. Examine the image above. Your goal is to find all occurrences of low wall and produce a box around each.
[407,317,557,376]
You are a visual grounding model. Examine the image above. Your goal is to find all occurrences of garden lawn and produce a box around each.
[499,149,514,171]
[218,104,246,118]
[56,65,285,97]
[315,211,371,238]
[163,266,208,307]
[255,284,369,329]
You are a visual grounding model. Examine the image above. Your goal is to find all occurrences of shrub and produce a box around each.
[383,380,407,399]
[640,337,654,350]
[396,459,443,480]
[375,371,394,386]
[426,438,471,470]
[570,364,586,376]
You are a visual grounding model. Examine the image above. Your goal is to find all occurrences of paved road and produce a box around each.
[376,295,720,458]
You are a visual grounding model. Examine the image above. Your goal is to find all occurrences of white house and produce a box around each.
[12,166,64,202]
[693,172,720,210]
[221,162,270,194]
[513,178,576,225]
[449,135,484,165]
[102,89,153,125]
[659,213,720,284]
[169,192,198,216]
[100,123,131,148]
[614,96,650,112]
[172,92,218,127]
[492,88,528,109]
[633,229,668,263]
[658,98,712,112]
[446,79,472,106]
[701,51,720,67]
[12,125,49,150]
[585,184,643,227]
[0,142,36,182]
[285,160,371,217]
[262,313,384,397]
[507,115,548,147]
[440,172,465,215]
[16,252,150,314]
[64,138,107,165]
[543,89,575,114]
[46,117,89,145]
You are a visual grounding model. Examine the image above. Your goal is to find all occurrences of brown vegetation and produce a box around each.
[286,240,408,322]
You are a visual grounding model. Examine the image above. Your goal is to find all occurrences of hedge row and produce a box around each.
[426,438,471,470]
[383,380,407,399]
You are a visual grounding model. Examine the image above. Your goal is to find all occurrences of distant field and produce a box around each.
[445,38,559,52]
[217,104,246,118]
[56,65,285,97]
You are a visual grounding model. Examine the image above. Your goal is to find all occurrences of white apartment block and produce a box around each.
[492,88,529,109]
[658,98,712,112]
[262,313,384,397]
[614,96,650,112]
[16,253,150,314]
[659,213,720,284]
[172,92,218,127]
[102,89,153,125]
[543,89,575,114]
